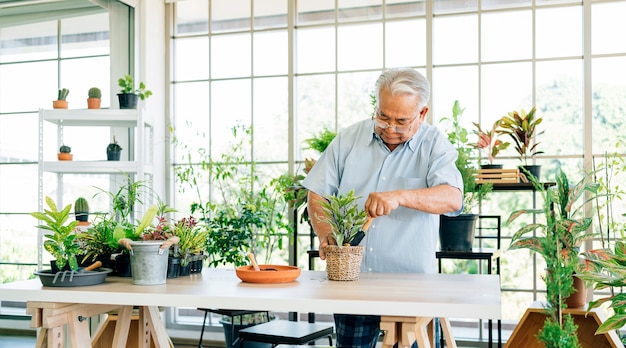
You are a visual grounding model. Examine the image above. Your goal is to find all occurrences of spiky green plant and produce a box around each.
[500,106,544,165]
[57,88,69,101]
[88,87,101,98]
[107,137,122,152]
[74,197,89,218]
[59,144,71,153]
[317,189,368,246]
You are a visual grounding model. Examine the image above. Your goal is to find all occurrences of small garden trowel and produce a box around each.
[349,216,373,246]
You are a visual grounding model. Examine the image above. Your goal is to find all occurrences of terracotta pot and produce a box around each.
[87,98,101,109]
[52,100,68,109]
[565,274,587,308]
[57,153,73,161]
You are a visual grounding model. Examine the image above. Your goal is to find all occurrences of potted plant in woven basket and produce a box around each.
[318,189,370,281]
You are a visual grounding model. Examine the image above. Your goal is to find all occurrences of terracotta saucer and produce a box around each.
[235,265,301,283]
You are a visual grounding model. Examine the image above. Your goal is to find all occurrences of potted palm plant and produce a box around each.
[317,189,369,281]
[507,169,600,347]
[500,106,544,181]
[439,100,492,251]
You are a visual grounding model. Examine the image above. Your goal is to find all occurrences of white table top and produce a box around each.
[0,270,501,319]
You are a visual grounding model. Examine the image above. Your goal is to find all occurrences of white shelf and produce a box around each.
[42,161,152,174]
[42,108,152,128]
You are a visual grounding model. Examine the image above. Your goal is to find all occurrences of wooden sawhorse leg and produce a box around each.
[380,316,457,348]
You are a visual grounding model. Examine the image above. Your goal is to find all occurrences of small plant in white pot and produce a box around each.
[317,189,370,281]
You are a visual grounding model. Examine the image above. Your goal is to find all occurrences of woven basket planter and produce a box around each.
[323,245,364,281]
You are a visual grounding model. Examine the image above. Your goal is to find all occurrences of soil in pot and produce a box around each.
[439,214,478,251]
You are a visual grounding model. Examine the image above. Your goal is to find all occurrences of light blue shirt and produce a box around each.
[302,118,463,274]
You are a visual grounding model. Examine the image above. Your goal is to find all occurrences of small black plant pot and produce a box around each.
[113,254,132,277]
[480,164,503,170]
[167,257,181,278]
[75,213,89,222]
[117,93,138,109]
[107,150,121,161]
[519,164,541,183]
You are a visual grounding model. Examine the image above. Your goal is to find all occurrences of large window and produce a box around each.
[0,11,110,289]
[169,0,626,342]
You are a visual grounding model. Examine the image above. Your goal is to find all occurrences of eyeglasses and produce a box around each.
[373,110,420,134]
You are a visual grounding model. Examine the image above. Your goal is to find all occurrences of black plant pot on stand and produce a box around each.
[439,214,478,251]
[519,164,541,183]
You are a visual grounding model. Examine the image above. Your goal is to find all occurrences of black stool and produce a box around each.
[197,308,270,348]
[238,320,333,347]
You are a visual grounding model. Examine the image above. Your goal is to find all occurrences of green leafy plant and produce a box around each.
[118,74,152,100]
[500,106,544,165]
[57,88,69,101]
[317,189,369,246]
[508,169,600,348]
[441,100,492,213]
[88,87,101,99]
[304,127,336,155]
[59,144,71,154]
[173,123,293,267]
[31,196,81,271]
[472,119,510,165]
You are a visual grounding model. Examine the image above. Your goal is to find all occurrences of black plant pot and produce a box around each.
[117,93,138,109]
[481,164,503,170]
[439,214,478,251]
[107,150,121,161]
[113,254,132,277]
[75,213,89,222]
[167,257,181,278]
[519,164,541,183]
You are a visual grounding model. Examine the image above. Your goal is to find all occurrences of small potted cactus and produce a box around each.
[53,88,69,109]
[87,87,102,109]
[74,197,90,226]
[106,137,122,161]
[58,144,72,161]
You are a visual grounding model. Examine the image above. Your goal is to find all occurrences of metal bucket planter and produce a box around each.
[119,237,179,285]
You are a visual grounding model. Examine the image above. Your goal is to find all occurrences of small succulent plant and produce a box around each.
[57,88,69,101]
[59,144,71,153]
[88,87,101,99]
[107,137,122,152]
[74,197,89,222]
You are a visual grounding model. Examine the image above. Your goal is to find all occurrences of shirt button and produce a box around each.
[382,177,386,181]
[369,247,374,252]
